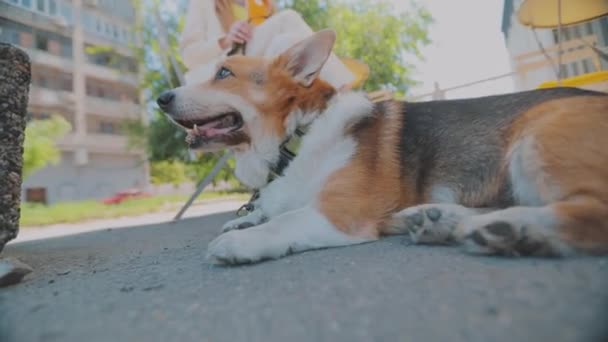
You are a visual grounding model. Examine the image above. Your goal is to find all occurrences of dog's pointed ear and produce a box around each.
[279,29,336,87]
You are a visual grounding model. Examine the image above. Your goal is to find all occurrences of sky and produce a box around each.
[392,0,516,99]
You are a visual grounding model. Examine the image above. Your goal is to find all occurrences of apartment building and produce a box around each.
[0,0,149,204]
[502,0,608,92]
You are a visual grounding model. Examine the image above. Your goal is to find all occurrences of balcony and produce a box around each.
[515,35,604,76]
[57,133,142,155]
[85,133,139,154]
[83,32,135,57]
[0,1,71,35]
[29,86,75,109]
[84,63,138,87]
[25,48,74,72]
[85,96,141,119]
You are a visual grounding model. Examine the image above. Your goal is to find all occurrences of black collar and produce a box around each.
[267,125,309,181]
[236,125,309,217]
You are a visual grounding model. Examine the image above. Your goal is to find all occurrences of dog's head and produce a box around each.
[156,29,338,153]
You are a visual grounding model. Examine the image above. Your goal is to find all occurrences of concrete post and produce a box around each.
[0,43,30,252]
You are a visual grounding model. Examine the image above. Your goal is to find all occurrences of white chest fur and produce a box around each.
[259,92,373,217]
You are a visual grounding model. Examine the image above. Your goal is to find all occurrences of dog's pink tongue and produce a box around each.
[197,120,232,138]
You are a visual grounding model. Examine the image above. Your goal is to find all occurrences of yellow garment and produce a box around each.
[247,0,273,26]
[231,3,247,21]
[231,1,272,25]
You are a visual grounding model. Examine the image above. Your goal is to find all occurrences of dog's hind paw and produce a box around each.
[455,209,571,257]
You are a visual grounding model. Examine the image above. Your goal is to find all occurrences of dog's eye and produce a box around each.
[215,67,233,80]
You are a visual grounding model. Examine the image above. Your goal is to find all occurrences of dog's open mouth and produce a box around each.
[176,112,243,145]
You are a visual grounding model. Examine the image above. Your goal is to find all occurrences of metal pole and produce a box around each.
[557,0,563,84]
[172,151,233,221]
[153,6,185,86]
[152,3,234,221]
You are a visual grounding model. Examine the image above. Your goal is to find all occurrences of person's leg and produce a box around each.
[246,10,356,89]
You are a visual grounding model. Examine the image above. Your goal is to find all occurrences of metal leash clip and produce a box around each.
[236,190,260,217]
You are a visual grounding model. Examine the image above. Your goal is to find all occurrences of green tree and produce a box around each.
[22,115,71,179]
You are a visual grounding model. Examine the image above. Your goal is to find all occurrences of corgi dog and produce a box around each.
[157,29,608,265]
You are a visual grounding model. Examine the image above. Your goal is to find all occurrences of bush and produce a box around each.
[150,160,189,186]
[23,115,71,179]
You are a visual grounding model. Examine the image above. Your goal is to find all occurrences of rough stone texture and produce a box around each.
[1,212,607,342]
[0,43,30,252]
[0,257,33,287]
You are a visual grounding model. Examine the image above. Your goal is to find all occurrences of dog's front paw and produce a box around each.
[221,209,266,233]
[206,229,285,265]
[221,217,257,233]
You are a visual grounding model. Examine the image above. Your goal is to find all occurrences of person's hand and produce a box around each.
[219,21,253,49]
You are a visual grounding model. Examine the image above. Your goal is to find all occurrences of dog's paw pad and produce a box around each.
[461,220,552,256]
[425,208,442,222]
[396,205,464,245]
[407,212,425,227]
[221,219,257,233]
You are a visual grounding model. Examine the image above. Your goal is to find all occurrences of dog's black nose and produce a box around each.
[157,91,175,109]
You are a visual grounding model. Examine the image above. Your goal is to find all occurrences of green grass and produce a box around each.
[20,191,249,227]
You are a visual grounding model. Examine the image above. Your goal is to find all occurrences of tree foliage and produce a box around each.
[150,160,188,186]
[23,115,71,179]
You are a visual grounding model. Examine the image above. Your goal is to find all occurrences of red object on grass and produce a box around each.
[101,189,151,205]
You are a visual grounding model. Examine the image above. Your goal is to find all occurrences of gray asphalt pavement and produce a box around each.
[1,211,608,342]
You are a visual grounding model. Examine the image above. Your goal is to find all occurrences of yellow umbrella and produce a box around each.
[517,0,608,28]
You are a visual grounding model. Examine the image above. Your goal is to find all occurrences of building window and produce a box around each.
[25,187,47,204]
[3,29,21,45]
[38,75,48,88]
[571,26,581,39]
[600,16,608,46]
[29,112,51,120]
[582,59,592,74]
[49,0,56,14]
[584,22,593,36]
[21,0,31,8]
[36,0,44,12]
[60,2,72,23]
[35,34,48,51]
[559,64,569,78]
[61,75,72,91]
[99,122,116,134]
[571,62,580,76]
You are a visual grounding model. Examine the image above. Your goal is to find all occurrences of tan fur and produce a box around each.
[318,101,408,238]
[506,96,608,252]
[215,56,335,139]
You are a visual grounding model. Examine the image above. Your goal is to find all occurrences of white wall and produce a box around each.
[22,151,147,203]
